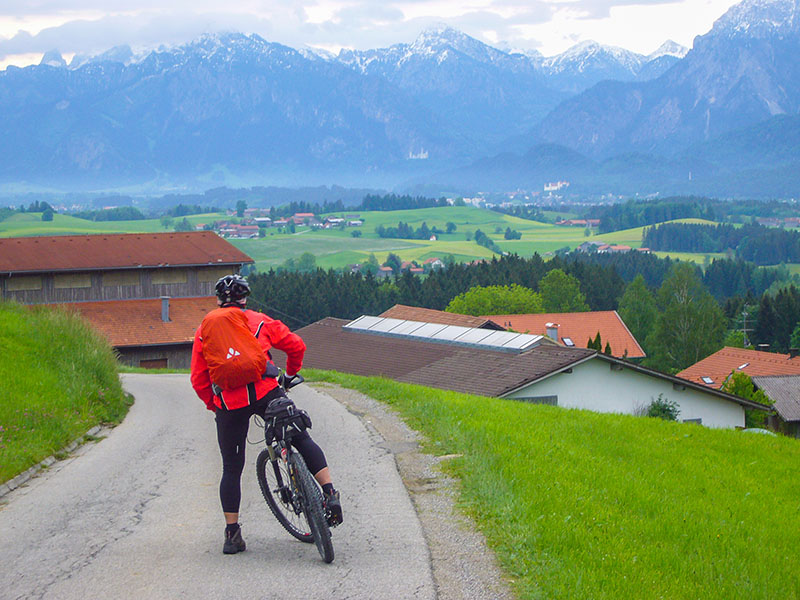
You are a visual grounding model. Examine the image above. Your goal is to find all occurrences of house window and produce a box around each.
[683,418,702,425]
[562,337,575,347]
[151,269,187,285]
[701,376,714,384]
[103,271,139,287]
[198,266,234,282]
[6,275,42,291]
[517,395,558,406]
[54,273,91,289]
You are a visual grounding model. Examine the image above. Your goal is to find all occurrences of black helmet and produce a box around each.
[215,274,251,304]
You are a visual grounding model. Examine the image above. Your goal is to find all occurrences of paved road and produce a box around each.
[0,374,435,600]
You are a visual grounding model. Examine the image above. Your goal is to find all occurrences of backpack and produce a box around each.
[200,306,267,391]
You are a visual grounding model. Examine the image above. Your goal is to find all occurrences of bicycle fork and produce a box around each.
[269,443,304,513]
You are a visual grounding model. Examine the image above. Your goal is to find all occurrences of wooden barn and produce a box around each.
[0,232,254,368]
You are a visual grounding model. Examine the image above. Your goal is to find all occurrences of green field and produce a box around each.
[310,370,800,600]
[0,211,225,236]
[1,210,795,273]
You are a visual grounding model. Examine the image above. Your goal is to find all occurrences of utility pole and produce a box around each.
[741,305,754,348]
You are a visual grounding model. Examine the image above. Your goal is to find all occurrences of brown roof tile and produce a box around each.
[482,311,645,359]
[0,231,253,274]
[678,347,800,388]
[296,317,594,397]
[379,304,505,330]
[51,296,216,347]
[751,375,800,422]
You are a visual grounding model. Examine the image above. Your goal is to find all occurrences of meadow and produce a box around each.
[0,209,775,272]
[308,369,800,600]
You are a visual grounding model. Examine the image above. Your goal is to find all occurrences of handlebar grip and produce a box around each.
[284,373,305,390]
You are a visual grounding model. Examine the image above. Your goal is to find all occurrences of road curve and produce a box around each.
[0,374,435,600]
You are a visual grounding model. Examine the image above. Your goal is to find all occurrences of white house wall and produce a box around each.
[504,358,745,428]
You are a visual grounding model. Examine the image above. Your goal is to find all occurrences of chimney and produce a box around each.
[161,296,170,322]
[757,344,769,352]
[545,322,559,342]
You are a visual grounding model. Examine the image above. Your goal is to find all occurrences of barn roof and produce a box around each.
[0,232,252,274]
[51,296,216,347]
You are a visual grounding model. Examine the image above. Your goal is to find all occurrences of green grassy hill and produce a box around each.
[310,369,800,600]
[0,210,772,271]
[0,301,129,483]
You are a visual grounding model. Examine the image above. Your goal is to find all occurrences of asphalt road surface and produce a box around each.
[0,374,435,600]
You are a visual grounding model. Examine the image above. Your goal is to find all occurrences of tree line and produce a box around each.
[358,194,449,211]
[375,221,441,240]
[643,222,800,265]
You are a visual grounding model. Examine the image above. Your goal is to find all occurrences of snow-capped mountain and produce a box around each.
[647,40,688,60]
[534,0,800,162]
[707,0,799,39]
[1,0,798,196]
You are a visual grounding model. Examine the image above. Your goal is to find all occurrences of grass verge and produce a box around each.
[305,369,800,600]
[0,301,131,483]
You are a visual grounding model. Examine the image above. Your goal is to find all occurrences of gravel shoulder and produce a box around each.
[312,382,514,600]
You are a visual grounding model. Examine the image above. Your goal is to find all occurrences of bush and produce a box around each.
[646,394,680,421]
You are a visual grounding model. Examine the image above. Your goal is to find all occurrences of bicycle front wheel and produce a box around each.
[256,448,313,543]
[290,453,334,563]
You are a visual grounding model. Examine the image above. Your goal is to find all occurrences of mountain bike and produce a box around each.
[255,374,335,563]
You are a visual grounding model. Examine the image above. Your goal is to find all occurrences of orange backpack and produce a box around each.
[200,306,267,391]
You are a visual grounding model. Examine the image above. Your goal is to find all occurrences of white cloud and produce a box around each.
[0,0,742,66]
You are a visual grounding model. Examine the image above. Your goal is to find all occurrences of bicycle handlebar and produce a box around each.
[282,373,305,391]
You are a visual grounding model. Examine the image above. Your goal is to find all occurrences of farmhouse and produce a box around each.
[679,346,800,434]
[0,232,253,368]
[295,315,766,429]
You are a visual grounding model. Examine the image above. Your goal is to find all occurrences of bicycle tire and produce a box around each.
[290,453,334,563]
[256,448,313,543]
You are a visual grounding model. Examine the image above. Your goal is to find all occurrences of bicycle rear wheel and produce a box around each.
[290,453,334,563]
[256,448,313,543]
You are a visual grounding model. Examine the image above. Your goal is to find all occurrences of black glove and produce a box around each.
[266,395,295,414]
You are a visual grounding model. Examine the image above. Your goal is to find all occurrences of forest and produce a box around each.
[642,222,800,265]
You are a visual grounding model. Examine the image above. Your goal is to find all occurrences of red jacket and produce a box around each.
[190,308,306,411]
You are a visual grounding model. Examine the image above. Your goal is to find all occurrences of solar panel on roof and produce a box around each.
[368,318,406,333]
[345,315,383,330]
[455,328,497,344]
[411,322,449,337]
[343,316,545,354]
[390,320,428,335]
[431,325,473,341]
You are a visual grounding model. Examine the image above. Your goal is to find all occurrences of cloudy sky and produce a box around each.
[0,0,742,69]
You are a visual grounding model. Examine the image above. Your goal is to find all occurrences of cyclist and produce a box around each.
[190,274,343,554]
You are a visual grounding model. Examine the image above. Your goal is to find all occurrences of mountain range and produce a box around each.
[0,0,797,198]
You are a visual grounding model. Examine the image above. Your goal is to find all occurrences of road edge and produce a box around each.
[311,382,515,600]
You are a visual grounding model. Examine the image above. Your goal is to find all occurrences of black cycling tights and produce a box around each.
[215,389,327,514]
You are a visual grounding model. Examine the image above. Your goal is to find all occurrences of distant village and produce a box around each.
[195,208,364,239]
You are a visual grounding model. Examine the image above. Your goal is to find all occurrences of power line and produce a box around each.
[246,296,311,328]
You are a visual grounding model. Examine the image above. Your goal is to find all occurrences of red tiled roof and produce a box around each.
[678,347,800,389]
[379,304,505,330]
[482,311,645,359]
[296,317,594,397]
[51,296,217,347]
[0,232,253,274]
